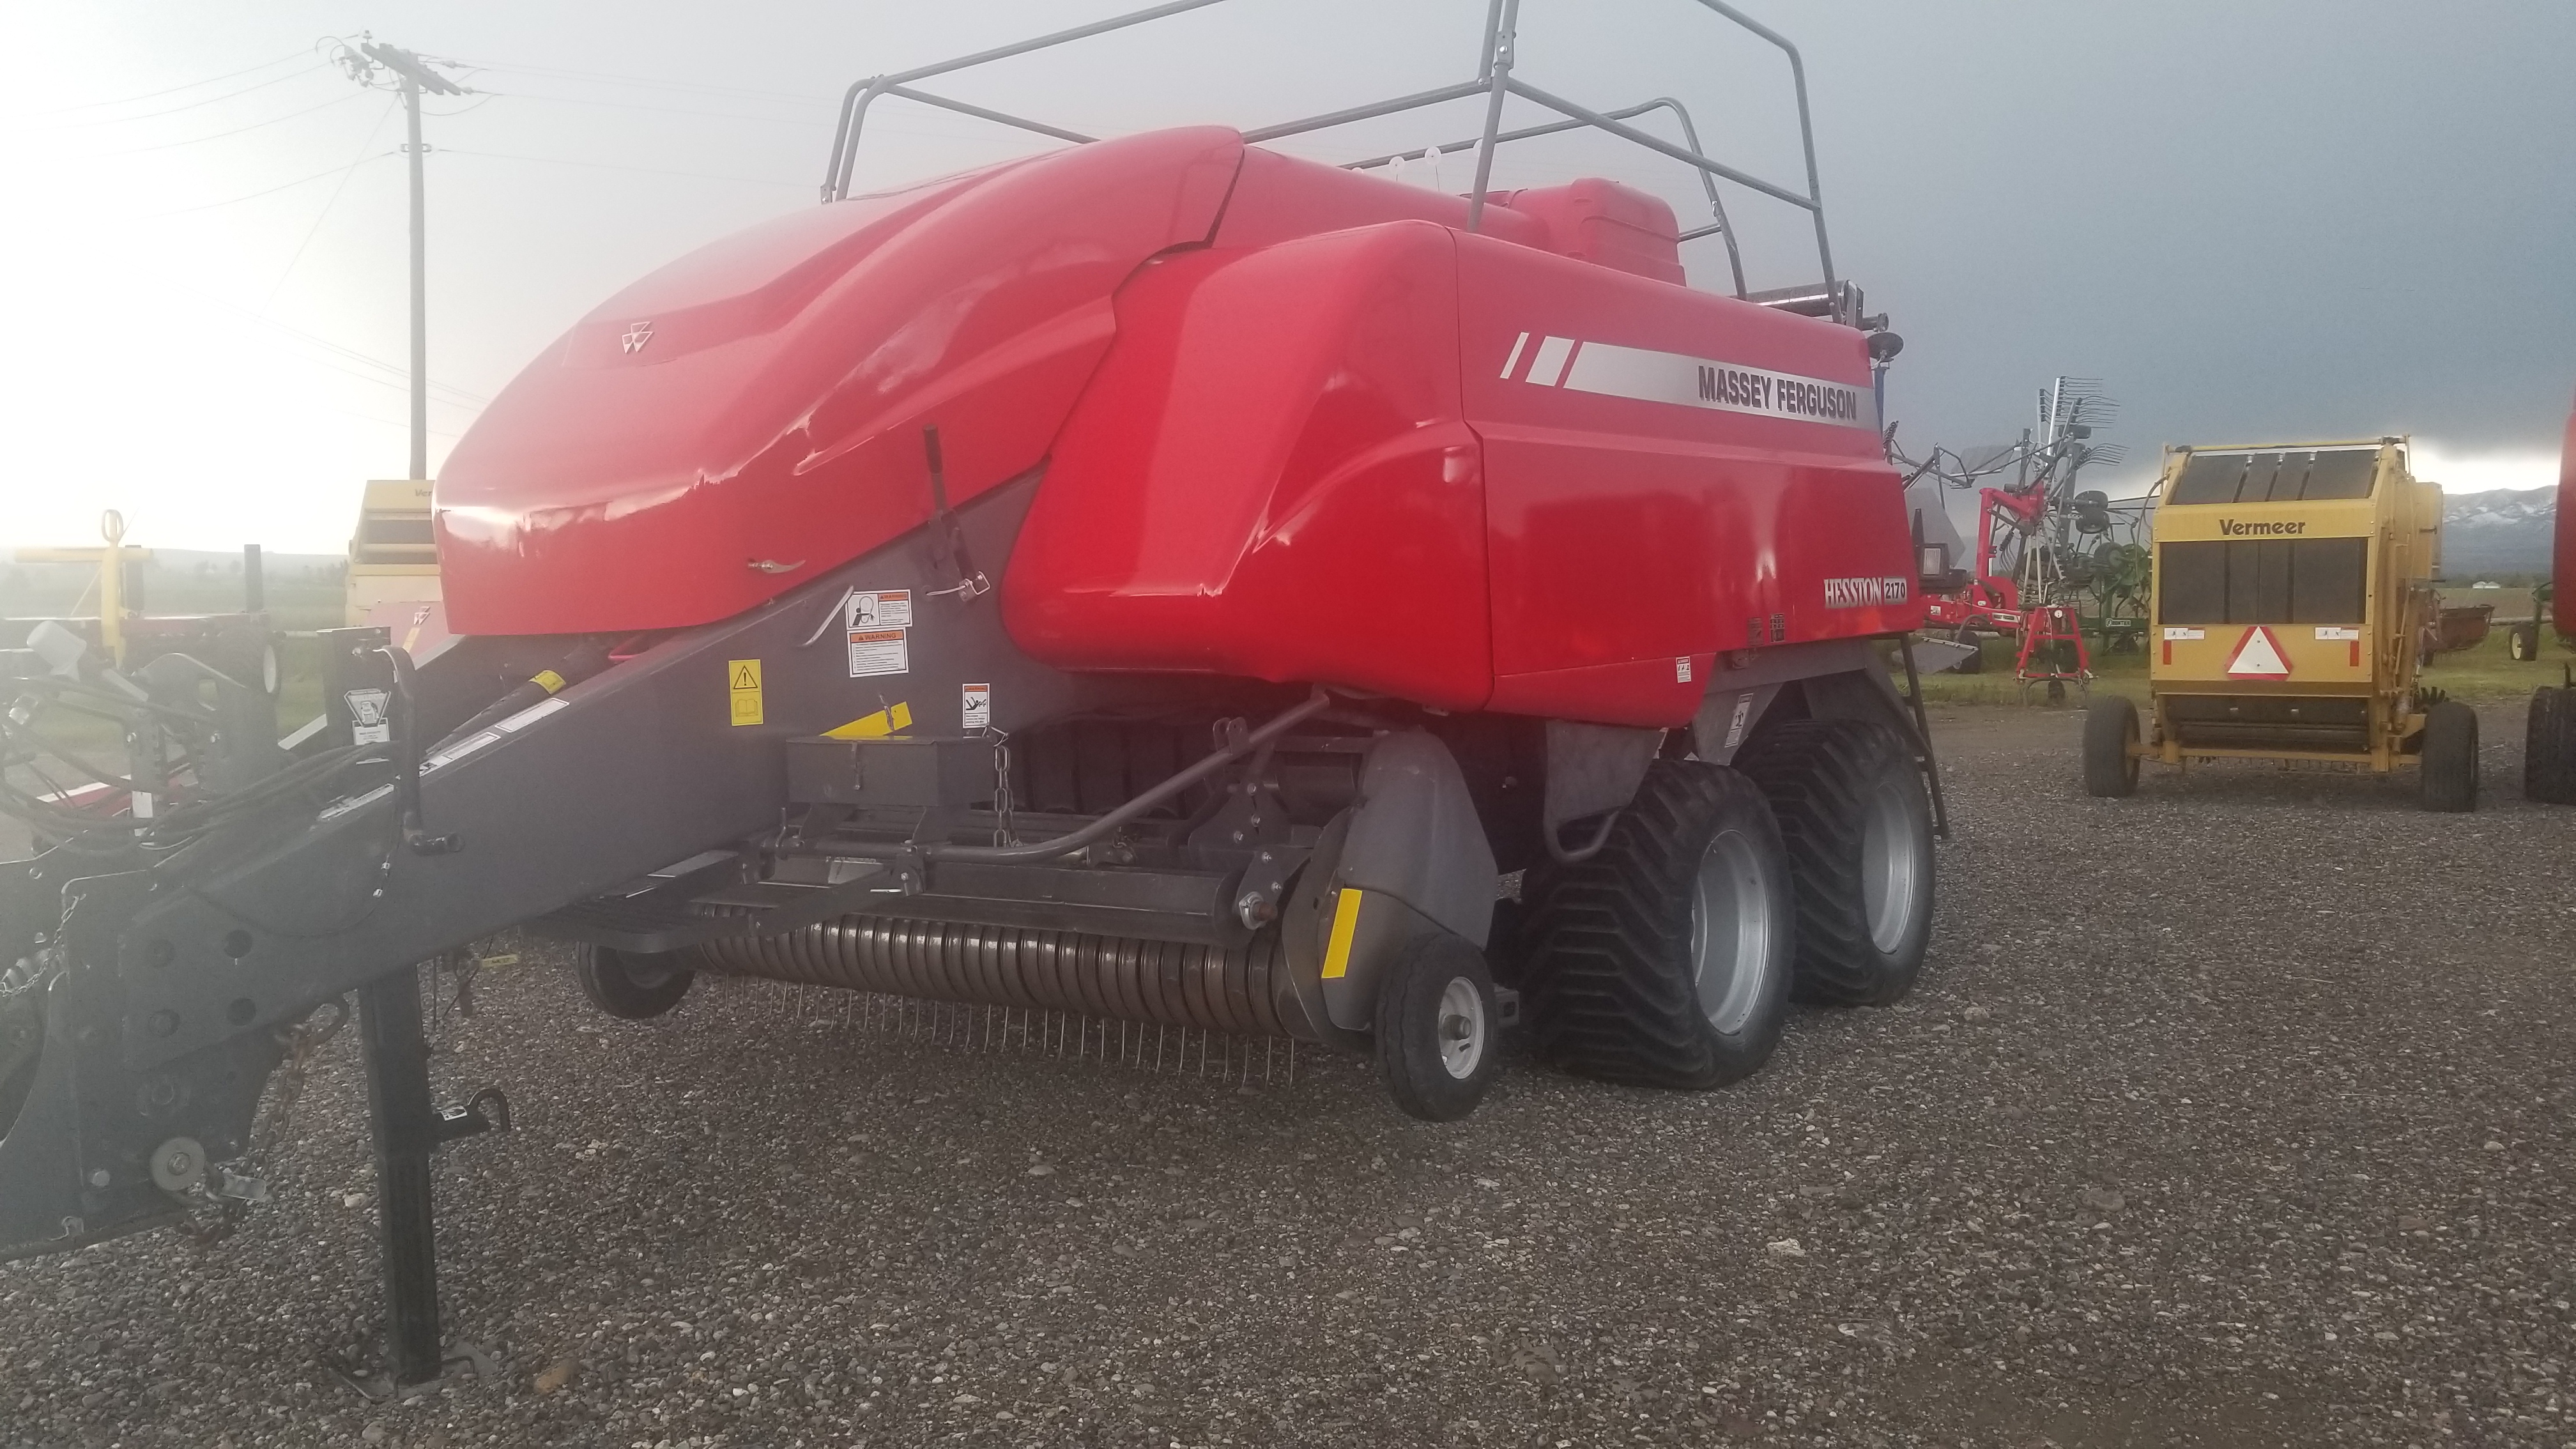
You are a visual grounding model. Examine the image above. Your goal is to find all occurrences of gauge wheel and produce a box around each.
[572,943,697,1019]
[1374,931,1503,1121]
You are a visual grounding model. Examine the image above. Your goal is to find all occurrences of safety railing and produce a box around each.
[818,0,1837,302]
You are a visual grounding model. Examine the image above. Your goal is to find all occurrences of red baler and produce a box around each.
[0,0,1942,1388]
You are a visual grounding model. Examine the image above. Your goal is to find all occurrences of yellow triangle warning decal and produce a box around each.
[731,663,760,690]
[2225,625,2291,680]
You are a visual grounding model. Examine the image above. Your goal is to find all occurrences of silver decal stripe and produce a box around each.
[1545,339,1878,431]
[1498,330,1530,379]
[1526,335,1577,387]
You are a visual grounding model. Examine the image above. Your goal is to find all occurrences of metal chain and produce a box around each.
[174,995,349,1248]
[990,732,1016,847]
[426,947,478,1050]
[254,996,349,1159]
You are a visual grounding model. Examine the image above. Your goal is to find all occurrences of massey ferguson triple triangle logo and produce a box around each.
[621,320,655,354]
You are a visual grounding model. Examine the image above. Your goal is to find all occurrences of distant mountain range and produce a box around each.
[2441,486,2557,578]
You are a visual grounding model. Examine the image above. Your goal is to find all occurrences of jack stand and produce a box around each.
[345,963,507,1397]
[2014,603,2091,706]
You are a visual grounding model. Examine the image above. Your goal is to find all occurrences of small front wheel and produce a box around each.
[1374,933,1503,1122]
[572,943,697,1019]
[2509,624,2539,662]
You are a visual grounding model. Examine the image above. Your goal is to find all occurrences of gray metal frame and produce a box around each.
[818,0,1835,300]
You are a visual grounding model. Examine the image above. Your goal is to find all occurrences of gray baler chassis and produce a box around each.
[0,479,1550,1385]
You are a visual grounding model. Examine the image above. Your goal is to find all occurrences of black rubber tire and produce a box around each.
[2083,695,2142,798]
[572,943,696,1019]
[1373,931,1503,1122]
[1516,761,1793,1090]
[1734,719,1938,1008]
[2510,624,2540,662]
[2526,686,2576,805]
[2419,700,2480,813]
[1951,626,1984,674]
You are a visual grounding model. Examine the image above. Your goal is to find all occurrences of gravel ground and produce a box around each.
[3,701,2572,1448]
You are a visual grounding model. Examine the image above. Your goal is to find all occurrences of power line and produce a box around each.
[452,58,832,107]
[219,302,492,408]
[436,148,808,189]
[309,397,464,441]
[478,85,1018,144]
[89,89,369,157]
[264,98,405,309]
[287,352,486,413]
[475,88,824,128]
[420,94,503,119]
[28,50,311,117]
[137,153,399,218]
[40,63,329,129]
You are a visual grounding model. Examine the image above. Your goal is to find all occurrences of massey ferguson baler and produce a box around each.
[0,0,1938,1387]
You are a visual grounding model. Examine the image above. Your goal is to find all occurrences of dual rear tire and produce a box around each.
[1515,720,1936,1090]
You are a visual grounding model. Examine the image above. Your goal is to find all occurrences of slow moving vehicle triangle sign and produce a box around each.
[2225,625,2292,680]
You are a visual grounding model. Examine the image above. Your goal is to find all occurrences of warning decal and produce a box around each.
[2224,626,2292,680]
[343,687,391,746]
[728,659,764,726]
[845,589,913,631]
[962,682,992,730]
[847,629,908,678]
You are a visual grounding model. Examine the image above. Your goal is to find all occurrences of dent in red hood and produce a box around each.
[435,126,1243,635]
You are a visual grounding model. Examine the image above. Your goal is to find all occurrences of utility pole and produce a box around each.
[336,39,464,482]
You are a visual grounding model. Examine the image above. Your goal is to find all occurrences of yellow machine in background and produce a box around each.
[345,479,441,626]
[2084,438,2481,811]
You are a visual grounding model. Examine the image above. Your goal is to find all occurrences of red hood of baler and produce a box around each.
[434,126,1241,635]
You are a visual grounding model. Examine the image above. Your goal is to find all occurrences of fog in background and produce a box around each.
[3,0,2569,551]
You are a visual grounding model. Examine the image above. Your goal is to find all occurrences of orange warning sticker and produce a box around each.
[2223,626,2291,680]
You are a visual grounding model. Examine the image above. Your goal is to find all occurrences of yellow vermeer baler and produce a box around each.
[2083,438,2478,810]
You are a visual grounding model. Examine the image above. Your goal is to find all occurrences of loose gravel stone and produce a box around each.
[1,702,2570,1446]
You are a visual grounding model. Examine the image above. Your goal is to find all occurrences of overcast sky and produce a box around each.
[3,0,2570,552]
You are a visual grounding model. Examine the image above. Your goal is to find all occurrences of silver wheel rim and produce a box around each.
[1436,977,1487,1079]
[1690,826,1778,1035]
[1859,775,1928,954]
